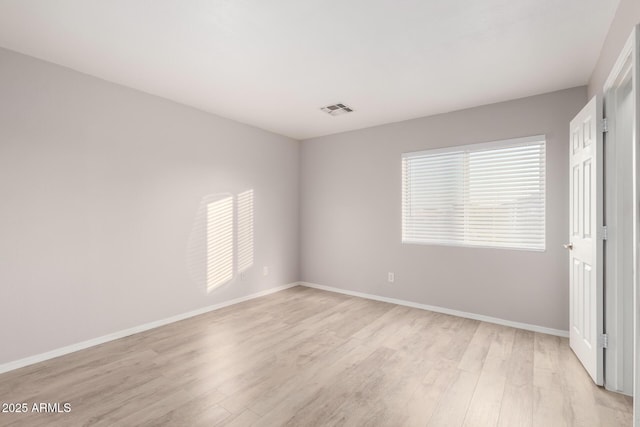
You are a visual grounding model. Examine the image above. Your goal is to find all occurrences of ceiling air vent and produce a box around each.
[320,103,354,116]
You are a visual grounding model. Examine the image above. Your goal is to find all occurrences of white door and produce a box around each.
[568,96,604,385]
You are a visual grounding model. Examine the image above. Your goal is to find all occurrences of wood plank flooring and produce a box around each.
[0,286,633,426]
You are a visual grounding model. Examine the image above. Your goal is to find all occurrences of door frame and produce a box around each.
[602,24,639,424]
[603,26,638,397]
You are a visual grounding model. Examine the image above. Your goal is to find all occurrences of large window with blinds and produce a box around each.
[402,135,546,251]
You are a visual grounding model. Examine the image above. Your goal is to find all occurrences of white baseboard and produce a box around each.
[0,282,299,375]
[300,282,569,338]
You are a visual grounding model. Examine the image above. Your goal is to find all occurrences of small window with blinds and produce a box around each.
[402,135,546,251]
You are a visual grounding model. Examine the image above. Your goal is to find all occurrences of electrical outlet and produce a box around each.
[388,272,395,283]
[263,266,269,277]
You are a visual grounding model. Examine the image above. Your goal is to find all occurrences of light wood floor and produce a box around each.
[0,286,633,426]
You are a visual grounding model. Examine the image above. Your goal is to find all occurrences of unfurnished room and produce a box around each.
[0,1,639,426]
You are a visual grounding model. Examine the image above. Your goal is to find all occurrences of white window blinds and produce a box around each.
[402,135,546,251]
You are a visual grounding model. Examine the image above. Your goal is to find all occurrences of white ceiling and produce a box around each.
[0,0,620,140]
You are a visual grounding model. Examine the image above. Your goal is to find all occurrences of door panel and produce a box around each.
[568,96,603,385]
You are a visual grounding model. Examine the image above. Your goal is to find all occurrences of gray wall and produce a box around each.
[588,0,640,97]
[0,48,300,365]
[300,87,587,331]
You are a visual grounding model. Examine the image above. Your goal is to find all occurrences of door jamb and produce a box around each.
[603,27,637,397]
[601,24,640,426]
